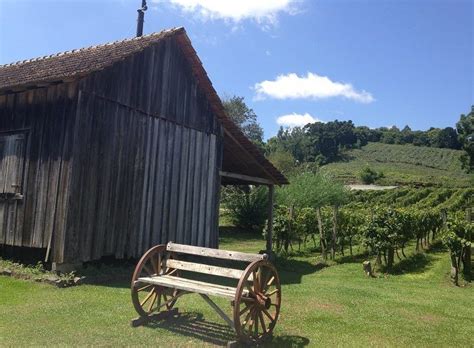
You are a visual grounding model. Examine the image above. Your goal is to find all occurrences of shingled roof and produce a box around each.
[0,27,288,185]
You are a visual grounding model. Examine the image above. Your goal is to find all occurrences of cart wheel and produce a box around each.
[233,260,281,344]
[131,245,180,317]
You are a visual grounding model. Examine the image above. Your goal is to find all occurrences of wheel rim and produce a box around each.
[131,245,180,317]
[233,260,281,343]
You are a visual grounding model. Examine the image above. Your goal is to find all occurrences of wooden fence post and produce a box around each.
[464,208,472,281]
[266,185,274,252]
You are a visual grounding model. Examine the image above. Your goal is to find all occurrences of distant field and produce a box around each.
[321,143,472,187]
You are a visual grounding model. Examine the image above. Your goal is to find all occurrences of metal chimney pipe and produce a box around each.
[136,0,147,37]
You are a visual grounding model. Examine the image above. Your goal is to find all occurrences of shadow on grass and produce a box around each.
[383,240,447,275]
[276,257,327,285]
[219,226,262,242]
[425,240,447,253]
[383,252,434,275]
[335,251,370,265]
[144,311,309,347]
[145,311,234,346]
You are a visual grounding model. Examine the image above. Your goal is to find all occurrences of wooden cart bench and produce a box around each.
[131,242,281,344]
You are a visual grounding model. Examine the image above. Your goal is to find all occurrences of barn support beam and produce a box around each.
[266,185,274,252]
[219,171,274,186]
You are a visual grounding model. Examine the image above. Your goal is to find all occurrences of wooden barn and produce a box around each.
[0,27,287,269]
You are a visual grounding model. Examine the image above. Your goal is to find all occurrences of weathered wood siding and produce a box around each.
[0,36,224,264]
[62,36,224,262]
[0,84,78,262]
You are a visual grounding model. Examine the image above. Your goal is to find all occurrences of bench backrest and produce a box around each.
[165,242,266,280]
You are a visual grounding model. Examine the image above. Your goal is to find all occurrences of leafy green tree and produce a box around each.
[456,106,474,172]
[304,120,358,164]
[222,95,264,145]
[267,150,295,175]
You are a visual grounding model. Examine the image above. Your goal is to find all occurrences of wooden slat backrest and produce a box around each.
[166,242,267,263]
[165,259,253,281]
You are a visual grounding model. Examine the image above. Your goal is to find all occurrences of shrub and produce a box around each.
[223,186,268,232]
[441,212,473,285]
[360,166,383,184]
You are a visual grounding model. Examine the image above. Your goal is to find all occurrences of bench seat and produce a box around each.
[137,275,249,300]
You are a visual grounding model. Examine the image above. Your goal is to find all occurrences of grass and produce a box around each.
[321,142,473,187]
[1,230,473,347]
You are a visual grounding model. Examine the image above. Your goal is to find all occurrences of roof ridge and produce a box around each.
[0,27,185,69]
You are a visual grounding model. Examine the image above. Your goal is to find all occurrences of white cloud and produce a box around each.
[155,0,301,26]
[276,113,323,127]
[254,72,375,103]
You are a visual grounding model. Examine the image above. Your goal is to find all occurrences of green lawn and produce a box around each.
[1,230,473,347]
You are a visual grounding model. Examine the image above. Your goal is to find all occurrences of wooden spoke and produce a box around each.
[143,264,155,276]
[156,288,162,309]
[259,311,267,333]
[239,304,251,316]
[147,291,157,312]
[150,256,158,274]
[166,268,178,276]
[266,288,279,297]
[266,276,275,287]
[252,271,260,293]
[140,288,156,306]
[242,307,253,327]
[245,283,257,297]
[240,296,256,303]
[136,284,153,292]
[157,254,162,275]
[262,308,275,322]
[253,311,259,337]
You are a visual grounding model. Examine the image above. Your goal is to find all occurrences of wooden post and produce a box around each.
[464,208,472,281]
[266,185,274,252]
[331,205,338,260]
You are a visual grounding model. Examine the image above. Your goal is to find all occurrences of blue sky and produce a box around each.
[0,0,472,139]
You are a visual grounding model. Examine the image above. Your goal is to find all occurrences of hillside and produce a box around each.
[321,142,472,187]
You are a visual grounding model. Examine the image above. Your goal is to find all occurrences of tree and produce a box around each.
[222,95,264,144]
[437,127,461,149]
[304,120,357,164]
[456,106,474,172]
[267,150,295,175]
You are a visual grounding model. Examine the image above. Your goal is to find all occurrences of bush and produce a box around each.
[360,166,383,184]
[222,186,268,232]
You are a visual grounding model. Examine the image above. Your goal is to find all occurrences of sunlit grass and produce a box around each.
[0,230,472,346]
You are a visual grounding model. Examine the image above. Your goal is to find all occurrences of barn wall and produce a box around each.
[0,83,79,262]
[62,37,224,262]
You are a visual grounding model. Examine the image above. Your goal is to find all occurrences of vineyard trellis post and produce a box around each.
[464,207,472,281]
